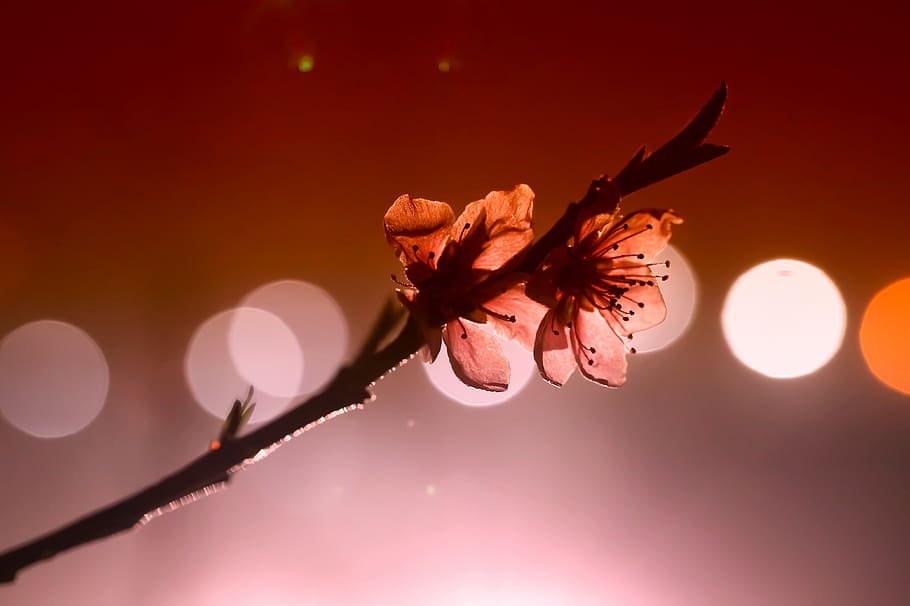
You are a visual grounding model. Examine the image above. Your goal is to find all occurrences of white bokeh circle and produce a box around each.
[238,280,348,397]
[185,307,303,424]
[0,320,109,438]
[721,259,846,378]
[632,244,698,353]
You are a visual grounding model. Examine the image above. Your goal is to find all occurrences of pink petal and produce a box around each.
[588,209,682,261]
[573,308,628,387]
[574,179,622,245]
[444,321,510,392]
[601,278,668,336]
[421,325,443,362]
[533,309,576,387]
[457,184,535,273]
[384,194,455,269]
[475,274,548,352]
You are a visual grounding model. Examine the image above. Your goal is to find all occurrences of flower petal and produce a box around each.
[444,321,510,392]
[384,194,455,270]
[475,274,548,352]
[574,179,622,246]
[457,184,535,273]
[589,209,682,261]
[602,278,668,336]
[533,309,576,387]
[573,308,628,387]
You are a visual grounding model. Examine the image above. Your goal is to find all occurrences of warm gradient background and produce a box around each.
[2,1,909,604]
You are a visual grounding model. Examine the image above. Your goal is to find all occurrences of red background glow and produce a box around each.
[1,1,908,604]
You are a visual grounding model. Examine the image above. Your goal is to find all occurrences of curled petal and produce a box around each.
[457,184,535,273]
[384,194,455,270]
[533,309,576,387]
[444,321,510,392]
[588,209,682,261]
[573,309,628,387]
[476,274,549,352]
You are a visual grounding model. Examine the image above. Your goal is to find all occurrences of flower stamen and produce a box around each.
[480,306,517,324]
[599,223,655,253]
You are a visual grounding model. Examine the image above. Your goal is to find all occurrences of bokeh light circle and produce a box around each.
[721,259,846,378]
[185,308,303,424]
[859,277,910,395]
[0,320,109,438]
[227,307,304,398]
[632,244,698,353]
[423,329,535,407]
[239,279,348,397]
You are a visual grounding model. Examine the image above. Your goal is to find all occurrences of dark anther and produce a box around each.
[428,251,435,259]
[509,315,517,323]
[646,224,653,230]
[637,302,645,308]
[412,244,419,251]
[589,347,596,354]
[552,329,560,335]
[461,332,468,339]
[630,347,637,354]
[566,321,573,328]
[661,275,669,281]
[665,260,671,268]
[637,253,645,259]
[588,360,594,366]
[612,243,619,250]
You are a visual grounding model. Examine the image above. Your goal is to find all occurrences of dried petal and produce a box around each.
[457,184,535,272]
[384,194,455,271]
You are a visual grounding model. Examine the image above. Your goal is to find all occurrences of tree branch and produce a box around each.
[0,82,728,584]
[519,81,728,274]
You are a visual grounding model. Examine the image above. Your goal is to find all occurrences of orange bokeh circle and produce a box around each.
[859,277,910,396]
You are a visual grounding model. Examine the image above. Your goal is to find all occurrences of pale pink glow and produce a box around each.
[722,259,846,378]
[227,307,304,397]
[632,244,698,354]
[0,320,109,438]
[185,308,303,423]
[423,328,535,407]
[239,279,348,396]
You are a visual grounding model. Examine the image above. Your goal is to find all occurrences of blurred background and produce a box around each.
[1,1,908,604]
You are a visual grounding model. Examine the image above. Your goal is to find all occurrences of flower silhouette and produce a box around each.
[528,180,682,387]
[384,184,546,391]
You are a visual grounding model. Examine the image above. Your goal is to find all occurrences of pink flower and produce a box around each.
[528,181,682,387]
[384,184,546,391]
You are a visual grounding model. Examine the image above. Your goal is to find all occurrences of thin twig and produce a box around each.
[0,83,728,584]
[519,81,728,274]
